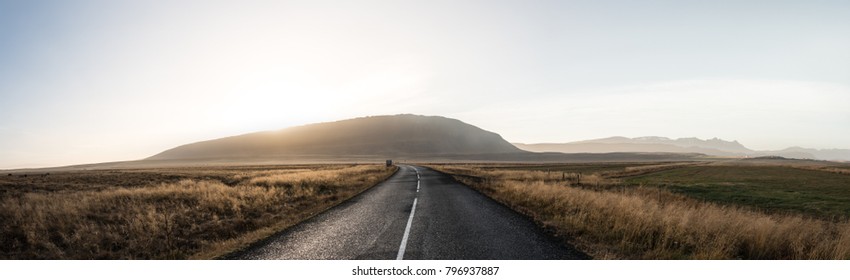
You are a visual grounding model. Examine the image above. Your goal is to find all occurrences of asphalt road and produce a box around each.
[231,165,588,260]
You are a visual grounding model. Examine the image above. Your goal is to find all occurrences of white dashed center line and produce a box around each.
[397,167,420,260]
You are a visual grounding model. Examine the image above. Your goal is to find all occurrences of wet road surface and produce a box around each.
[231,165,587,260]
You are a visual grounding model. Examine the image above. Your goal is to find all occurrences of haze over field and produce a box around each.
[1,1,849,168]
[515,136,850,161]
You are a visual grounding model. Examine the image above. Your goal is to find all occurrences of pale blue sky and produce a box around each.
[2,0,849,168]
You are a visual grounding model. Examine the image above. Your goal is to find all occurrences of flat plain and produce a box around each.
[4,158,850,259]
[0,164,396,259]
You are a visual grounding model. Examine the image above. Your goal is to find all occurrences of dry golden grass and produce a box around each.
[0,164,396,259]
[431,165,850,259]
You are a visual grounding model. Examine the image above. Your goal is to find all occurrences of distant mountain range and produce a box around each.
[150,114,850,162]
[16,114,848,172]
[144,115,698,165]
[514,137,850,161]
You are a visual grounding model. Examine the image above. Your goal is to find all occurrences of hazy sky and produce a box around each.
[2,1,849,169]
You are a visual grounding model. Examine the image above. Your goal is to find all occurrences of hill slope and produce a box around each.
[148,114,523,160]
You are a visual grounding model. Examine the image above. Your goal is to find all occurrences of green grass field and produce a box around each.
[481,163,660,174]
[625,165,850,220]
[456,161,850,221]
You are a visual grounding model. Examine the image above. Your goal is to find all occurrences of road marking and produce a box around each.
[397,167,421,260]
[415,168,420,192]
[397,197,418,260]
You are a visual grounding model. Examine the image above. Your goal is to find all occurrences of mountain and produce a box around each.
[768,147,850,162]
[148,114,523,160]
[7,116,712,171]
[514,137,850,161]
[571,136,753,153]
[515,137,753,157]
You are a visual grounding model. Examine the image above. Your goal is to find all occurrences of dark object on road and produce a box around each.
[386,160,393,167]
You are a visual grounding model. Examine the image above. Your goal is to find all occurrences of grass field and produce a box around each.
[0,164,396,259]
[430,159,850,259]
[626,165,850,220]
[5,159,849,260]
[484,163,660,174]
